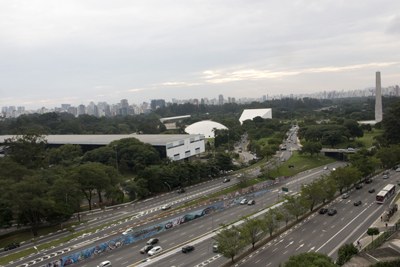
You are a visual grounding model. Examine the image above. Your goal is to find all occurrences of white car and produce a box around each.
[240,198,248,205]
[122,228,133,235]
[148,246,162,256]
[97,261,112,267]
[161,204,172,210]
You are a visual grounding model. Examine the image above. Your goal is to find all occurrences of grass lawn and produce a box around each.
[357,129,383,148]
[268,151,335,178]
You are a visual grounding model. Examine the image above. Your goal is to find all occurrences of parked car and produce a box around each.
[368,188,376,193]
[354,200,362,206]
[365,178,372,184]
[355,183,363,189]
[240,198,248,205]
[223,178,231,183]
[122,228,133,235]
[148,246,162,256]
[327,209,337,216]
[146,238,159,245]
[140,245,153,254]
[3,242,20,251]
[247,199,256,205]
[97,261,112,267]
[182,245,195,253]
[383,174,389,179]
[319,208,328,214]
[323,166,328,170]
[341,193,350,199]
[161,204,172,210]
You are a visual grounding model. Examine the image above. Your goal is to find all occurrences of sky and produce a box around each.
[1,0,400,109]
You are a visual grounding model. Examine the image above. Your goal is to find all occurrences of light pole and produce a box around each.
[163,181,172,191]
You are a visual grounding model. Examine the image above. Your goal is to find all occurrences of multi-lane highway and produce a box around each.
[60,162,343,267]
[235,169,400,267]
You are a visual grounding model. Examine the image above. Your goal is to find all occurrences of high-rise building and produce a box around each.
[77,104,86,116]
[150,99,166,110]
[218,94,224,105]
[375,71,383,123]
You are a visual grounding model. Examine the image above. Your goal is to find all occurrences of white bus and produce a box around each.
[376,184,396,204]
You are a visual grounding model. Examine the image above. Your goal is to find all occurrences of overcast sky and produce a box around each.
[1,0,400,109]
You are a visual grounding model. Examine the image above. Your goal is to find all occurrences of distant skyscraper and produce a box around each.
[218,94,224,105]
[150,99,166,110]
[78,104,86,116]
[375,71,383,123]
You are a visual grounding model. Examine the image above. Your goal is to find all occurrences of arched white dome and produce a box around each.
[185,120,228,138]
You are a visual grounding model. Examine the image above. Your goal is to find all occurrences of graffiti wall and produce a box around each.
[56,202,224,266]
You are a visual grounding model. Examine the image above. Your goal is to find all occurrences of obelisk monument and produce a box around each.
[375,71,383,123]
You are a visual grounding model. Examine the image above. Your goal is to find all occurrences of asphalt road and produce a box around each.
[236,169,400,267]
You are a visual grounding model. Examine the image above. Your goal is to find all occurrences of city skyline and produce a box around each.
[1,1,400,109]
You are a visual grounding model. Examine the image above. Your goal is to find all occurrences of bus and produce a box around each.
[376,184,396,204]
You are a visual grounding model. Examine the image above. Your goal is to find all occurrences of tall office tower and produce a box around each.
[375,71,383,123]
[77,104,86,116]
[218,94,224,105]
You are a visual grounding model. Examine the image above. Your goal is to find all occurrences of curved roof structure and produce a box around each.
[239,108,272,124]
[185,120,228,138]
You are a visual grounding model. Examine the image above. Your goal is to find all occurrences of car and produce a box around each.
[122,228,133,235]
[369,188,376,193]
[3,242,20,251]
[341,193,350,199]
[97,261,112,267]
[223,178,231,183]
[212,242,219,252]
[347,147,355,152]
[319,208,328,214]
[355,184,363,189]
[354,200,362,206]
[176,187,185,193]
[146,238,159,245]
[327,209,337,216]
[396,168,400,172]
[148,246,162,256]
[365,178,372,184]
[323,166,328,170]
[161,204,172,210]
[182,245,195,253]
[247,199,256,205]
[383,174,389,179]
[140,245,153,254]
[240,198,248,205]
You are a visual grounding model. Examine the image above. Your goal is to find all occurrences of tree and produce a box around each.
[4,134,47,169]
[240,217,265,249]
[263,209,280,236]
[367,227,380,242]
[329,166,361,193]
[300,179,326,211]
[349,149,380,177]
[336,243,359,266]
[283,252,336,267]
[382,100,400,144]
[214,226,246,262]
[283,195,307,221]
[300,141,322,156]
[376,145,400,169]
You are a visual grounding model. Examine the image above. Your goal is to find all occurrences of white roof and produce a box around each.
[239,108,272,124]
[185,120,228,138]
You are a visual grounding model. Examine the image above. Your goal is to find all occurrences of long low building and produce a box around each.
[0,134,205,161]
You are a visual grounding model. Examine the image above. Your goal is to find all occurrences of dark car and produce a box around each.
[247,199,256,205]
[365,179,372,184]
[140,245,153,254]
[355,184,363,189]
[327,209,337,216]
[319,208,328,214]
[182,245,195,253]
[4,242,20,251]
[354,200,362,206]
[176,187,185,193]
[146,238,159,245]
[223,178,230,183]
[368,188,376,193]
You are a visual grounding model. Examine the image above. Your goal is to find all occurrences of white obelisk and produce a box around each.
[375,71,383,123]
